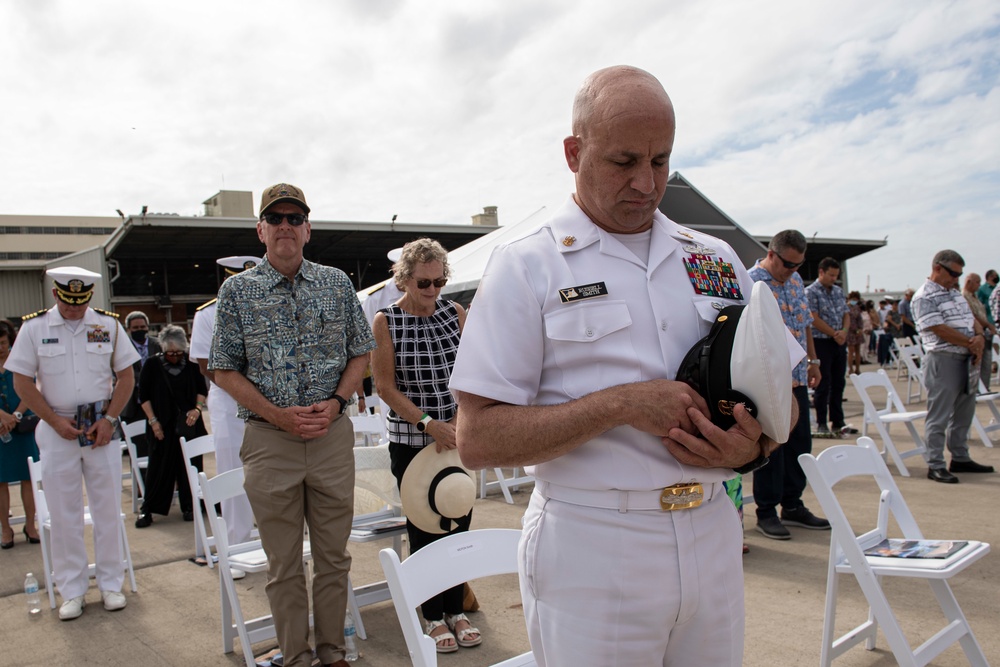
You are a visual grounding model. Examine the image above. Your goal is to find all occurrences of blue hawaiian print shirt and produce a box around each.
[749,262,811,385]
[805,281,848,340]
[209,256,376,420]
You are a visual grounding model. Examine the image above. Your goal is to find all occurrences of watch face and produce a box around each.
[416,421,426,432]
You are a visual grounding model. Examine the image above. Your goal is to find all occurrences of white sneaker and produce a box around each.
[59,596,86,620]
[101,590,127,611]
[230,568,246,580]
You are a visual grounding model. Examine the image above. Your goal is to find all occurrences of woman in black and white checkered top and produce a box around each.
[371,238,482,653]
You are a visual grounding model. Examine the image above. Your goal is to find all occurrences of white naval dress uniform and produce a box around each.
[6,306,139,600]
[190,302,254,546]
[450,198,755,667]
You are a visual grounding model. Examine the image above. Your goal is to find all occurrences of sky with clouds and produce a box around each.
[2,0,997,292]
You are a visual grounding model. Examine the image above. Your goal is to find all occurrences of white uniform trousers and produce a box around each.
[519,483,745,667]
[36,420,125,600]
[208,386,254,545]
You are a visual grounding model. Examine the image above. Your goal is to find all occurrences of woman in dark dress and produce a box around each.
[135,325,207,528]
[371,238,482,654]
[0,321,40,548]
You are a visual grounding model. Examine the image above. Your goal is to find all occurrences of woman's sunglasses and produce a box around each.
[414,278,447,289]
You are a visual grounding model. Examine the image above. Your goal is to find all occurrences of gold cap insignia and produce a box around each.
[562,236,576,247]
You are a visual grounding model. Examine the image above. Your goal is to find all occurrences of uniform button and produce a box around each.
[585,328,594,337]
[661,321,668,331]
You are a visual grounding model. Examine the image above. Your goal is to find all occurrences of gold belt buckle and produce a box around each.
[659,483,704,511]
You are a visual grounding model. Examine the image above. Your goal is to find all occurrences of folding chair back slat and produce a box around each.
[180,434,216,567]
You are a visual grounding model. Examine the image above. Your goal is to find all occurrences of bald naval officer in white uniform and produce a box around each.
[189,256,260,561]
[8,266,139,620]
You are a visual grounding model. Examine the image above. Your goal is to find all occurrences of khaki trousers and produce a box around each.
[241,415,355,667]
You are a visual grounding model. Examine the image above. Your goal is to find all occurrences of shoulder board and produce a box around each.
[93,308,120,319]
[196,298,217,312]
[21,309,47,322]
[365,283,386,296]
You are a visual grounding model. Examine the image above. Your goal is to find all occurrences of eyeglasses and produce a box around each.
[774,252,805,270]
[163,351,184,358]
[262,213,307,227]
[414,278,448,289]
[936,262,962,279]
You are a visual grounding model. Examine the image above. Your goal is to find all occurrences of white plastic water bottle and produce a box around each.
[24,573,41,615]
[343,607,359,661]
[0,430,11,443]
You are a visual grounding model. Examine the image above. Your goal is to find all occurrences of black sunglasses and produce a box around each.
[775,251,805,270]
[262,213,307,227]
[936,262,962,279]
[163,350,184,357]
[414,278,448,289]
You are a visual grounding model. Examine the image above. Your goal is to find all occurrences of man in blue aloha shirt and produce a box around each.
[806,257,854,436]
[748,230,829,540]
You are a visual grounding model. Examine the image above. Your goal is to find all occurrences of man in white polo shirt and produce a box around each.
[451,66,783,666]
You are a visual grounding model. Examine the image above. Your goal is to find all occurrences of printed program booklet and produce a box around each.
[864,538,968,560]
[352,518,406,535]
[76,400,107,447]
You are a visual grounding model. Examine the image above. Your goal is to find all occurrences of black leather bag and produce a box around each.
[15,414,40,434]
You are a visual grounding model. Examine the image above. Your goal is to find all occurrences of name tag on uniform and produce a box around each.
[559,282,609,303]
[42,338,59,344]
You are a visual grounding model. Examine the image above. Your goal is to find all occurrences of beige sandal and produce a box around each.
[425,619,458,653]
[445,612,483,648]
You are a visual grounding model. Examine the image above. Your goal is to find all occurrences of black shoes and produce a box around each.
[781,507,831,530]
[755,516,791,540]
[182,511,194,522]
[949,459,995,474]
[135,513,153,528]
[928,468,959,484]
[23,526,40,544]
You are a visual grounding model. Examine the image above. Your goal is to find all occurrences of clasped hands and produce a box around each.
[51,415,115,448]
[272,401,340,439]
[629,380,764,469]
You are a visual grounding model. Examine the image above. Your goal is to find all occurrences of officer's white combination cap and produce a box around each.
[47,266,101,305]
[217,256,261,275]
[730,282,803,443]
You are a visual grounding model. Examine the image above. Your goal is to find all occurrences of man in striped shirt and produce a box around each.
[912,249,993,483]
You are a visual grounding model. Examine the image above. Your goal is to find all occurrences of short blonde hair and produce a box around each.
[392,238,450,290]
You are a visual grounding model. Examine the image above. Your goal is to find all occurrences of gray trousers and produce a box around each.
[922,351,976,469]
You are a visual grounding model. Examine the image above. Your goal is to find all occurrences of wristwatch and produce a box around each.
[806,359,821,366]
[103,415,120,429]
[13,411,23,421]
[332,395,348,415]
[416,413,433,432]
[733,452,769,475]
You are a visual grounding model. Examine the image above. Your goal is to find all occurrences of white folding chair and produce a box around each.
[27,453,137,609]
[479,467,534,504]
[199,468,313,667]
[970,380,1000,448]
[349,443,407,640]
[849,370,927,476]
[895,344,925,404]
[180,434,216,567]
[380,528,535,667]
[350,413,387,447]
[799,438,990,666]
[121,418,147,513]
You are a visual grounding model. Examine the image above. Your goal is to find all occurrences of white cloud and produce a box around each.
[0,0,997,289]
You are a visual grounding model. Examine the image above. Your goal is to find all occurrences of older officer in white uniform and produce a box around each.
[451,66,782,666]
[7,267,139,620]
[189,256,260,558]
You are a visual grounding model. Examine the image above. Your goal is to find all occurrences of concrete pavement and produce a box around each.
[1,373,997,666]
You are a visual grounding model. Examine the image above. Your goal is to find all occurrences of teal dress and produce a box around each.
[0,368,39,483]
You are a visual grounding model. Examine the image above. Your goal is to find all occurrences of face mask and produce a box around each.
[130,329,148,344]
[849,300,858,306]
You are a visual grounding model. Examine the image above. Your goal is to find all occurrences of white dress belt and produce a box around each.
[535,479,724,513]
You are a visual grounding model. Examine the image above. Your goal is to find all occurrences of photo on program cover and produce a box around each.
[76,400,107,447]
